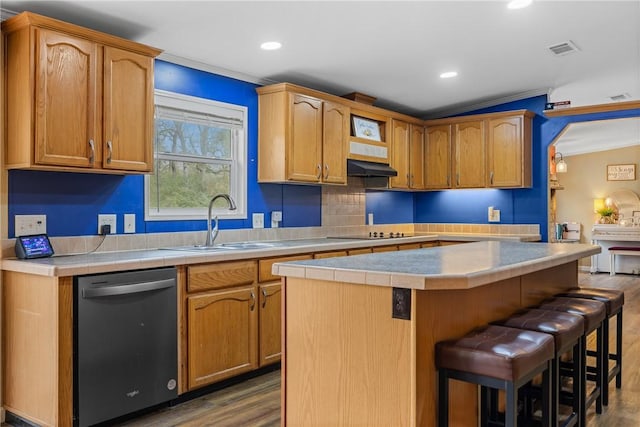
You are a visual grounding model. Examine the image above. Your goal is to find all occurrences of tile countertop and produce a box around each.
[0,233,541,278]
[273,241,600,291]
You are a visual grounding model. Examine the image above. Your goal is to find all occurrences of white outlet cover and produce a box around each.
[124,213,136,234]
[15,214,47,237]
[252,213,264,229]
[98,214,117,234]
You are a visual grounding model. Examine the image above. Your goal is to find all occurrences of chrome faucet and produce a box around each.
[205,194,237,247]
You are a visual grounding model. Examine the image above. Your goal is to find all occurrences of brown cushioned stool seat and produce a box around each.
[498,309,585,427]
[538,297,606,425]
[558,287,624,405]
[436,324,554,427]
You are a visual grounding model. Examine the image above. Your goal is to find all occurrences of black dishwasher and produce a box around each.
[74,267,178,427]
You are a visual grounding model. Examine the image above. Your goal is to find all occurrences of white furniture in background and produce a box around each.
[591,225,640,274]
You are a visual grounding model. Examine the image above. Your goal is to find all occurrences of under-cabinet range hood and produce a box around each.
[346,159,398,177]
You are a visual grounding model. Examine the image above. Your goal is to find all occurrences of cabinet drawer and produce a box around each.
[259,254,312,283]
[372,245,398,253]
[397,243,421,250]
[348,247,372,256]
[314,250,348,259]
[188,260,257,292]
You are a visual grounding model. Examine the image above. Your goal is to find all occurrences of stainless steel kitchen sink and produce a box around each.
[161,242,279,252]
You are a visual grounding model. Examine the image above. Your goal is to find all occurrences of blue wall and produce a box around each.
[8,60,640,240]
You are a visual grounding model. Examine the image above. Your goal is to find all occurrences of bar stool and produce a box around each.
[538,297,606,426]
[558,287,624,405]
[497,309,584,427]
[436,324,554,427]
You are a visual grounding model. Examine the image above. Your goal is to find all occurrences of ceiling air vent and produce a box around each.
[610,93,631,101]
[548,40,580,56]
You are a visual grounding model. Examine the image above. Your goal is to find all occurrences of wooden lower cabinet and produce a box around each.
[259,282,282,366]
[187,285,258,390]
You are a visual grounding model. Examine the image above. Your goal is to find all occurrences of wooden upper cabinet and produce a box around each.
[288,94,323,182]
[103,47,154,172]
[390,119,410,188]
[453,120,486,188]
[487,113,533,188]
[2,12,161,174]
[409,124,425,189]
[34,29,99,168]
[390,120,424,189]
[322,101,349,184]
[425,125,452,189]
[257,85,348,184]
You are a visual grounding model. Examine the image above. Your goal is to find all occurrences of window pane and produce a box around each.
[149,159,231,211]
[155,118,232,159]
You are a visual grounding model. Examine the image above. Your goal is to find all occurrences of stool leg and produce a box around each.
[580,335,587,427]
[480,386,489,427]
[573,339,583,427]
[616,310,623,389]
[602,316,610,406]
[596,325,604,414]
[438,370,449,427]
[505,382,517,427]
[550,356,559,427]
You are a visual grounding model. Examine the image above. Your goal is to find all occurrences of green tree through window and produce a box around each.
[146,90,247,220]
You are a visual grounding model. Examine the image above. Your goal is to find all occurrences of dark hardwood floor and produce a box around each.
[2,272,637,426]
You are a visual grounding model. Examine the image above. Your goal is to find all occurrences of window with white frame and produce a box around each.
[145,90,247,221]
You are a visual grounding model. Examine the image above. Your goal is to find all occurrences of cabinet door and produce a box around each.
[259,282,282,366]
[390,119,410,188]
[409,124,425,189]
[454,121,485,188]
[35,29,99,168]
[103,46,154,172]
[425,125,452,189]
[487,115,526,188]
[187,286,258,389]
[288,94,323,182]
[322,101,349,184]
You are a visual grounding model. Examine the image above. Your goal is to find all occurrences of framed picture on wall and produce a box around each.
[352,116,382,141]
[607,164,636,181]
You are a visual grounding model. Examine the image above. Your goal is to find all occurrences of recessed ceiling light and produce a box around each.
[507,0,533,9]
[260,41,282,51]
[440,71,458,79]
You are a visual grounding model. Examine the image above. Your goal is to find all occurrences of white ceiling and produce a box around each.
[2,0,640,149]
[554,117,640,157]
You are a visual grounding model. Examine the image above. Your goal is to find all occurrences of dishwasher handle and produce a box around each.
[82,278,175,299]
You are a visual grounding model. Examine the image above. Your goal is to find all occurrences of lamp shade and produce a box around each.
[593,198,605,213]
[556,158,567,173]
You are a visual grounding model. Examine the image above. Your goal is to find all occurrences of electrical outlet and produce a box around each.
[98,214,117,234]
[124,214,136,234]
[488,207,501,223]
[15,214,47,237]
[252,213,264,229]
[271,211,282,228]
[392,287,411,320]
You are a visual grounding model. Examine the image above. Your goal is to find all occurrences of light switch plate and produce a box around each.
[124,214,136,234]
[15,214,47,237]
[252,213,264,229]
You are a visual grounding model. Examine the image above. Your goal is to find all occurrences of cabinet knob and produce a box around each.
[88,139,95,164]
[106,140,113,164]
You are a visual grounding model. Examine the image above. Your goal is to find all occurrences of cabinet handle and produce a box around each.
[106,140,113,164]
[456,173,460,186]
[324,164,329,179]
[316,164,321,179]
[490,171,494,185]
[250,290,256,311]
[261,287,267,308]
[88,139,95,164]
[446,174,450,187]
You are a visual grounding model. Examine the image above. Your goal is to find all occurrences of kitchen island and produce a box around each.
[273,241,600,427]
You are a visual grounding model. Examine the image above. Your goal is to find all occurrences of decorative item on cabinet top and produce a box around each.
[2,12,162,175]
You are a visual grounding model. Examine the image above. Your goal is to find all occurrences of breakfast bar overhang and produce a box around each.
[273,241,601,427]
